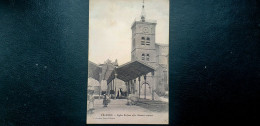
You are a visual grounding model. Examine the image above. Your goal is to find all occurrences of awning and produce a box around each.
[88,61,102,81]
[107,60,155,84]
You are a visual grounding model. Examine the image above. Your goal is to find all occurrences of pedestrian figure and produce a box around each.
[103,94,109,107]
[87,91,95,114]
[117,90,120,99]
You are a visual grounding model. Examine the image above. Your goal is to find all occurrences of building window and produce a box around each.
[141,37,151,46]
[141,37,146,45]
[142,54,145,60]
[146,37,150,45]
[146,54,150,61]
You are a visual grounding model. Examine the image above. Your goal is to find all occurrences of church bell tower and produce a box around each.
[131,0,157,67]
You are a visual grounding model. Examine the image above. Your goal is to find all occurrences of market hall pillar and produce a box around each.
[138,77,141,99]
[144,75,147,99]
[133,79,136,94]
[152,71,155,101]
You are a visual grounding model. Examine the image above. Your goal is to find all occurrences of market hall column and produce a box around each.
[152,71,155,101]
[144,75,147,99]
[99,72,102,99]
[114,73,117,99]
[138,77,141,99]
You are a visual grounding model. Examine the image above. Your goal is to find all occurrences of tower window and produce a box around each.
[146,37,150,45]
[141,36,151,46]
[142,54,145,60]
[146,54,150,61]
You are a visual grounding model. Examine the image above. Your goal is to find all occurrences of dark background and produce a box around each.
[171,0,260,125]
[0,0,88,125]
[0,0,259,126]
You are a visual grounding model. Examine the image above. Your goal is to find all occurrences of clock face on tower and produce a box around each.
[142,27,149,33]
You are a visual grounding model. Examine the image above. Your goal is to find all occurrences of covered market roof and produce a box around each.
[88,61,102,81]
[107,60,155,84]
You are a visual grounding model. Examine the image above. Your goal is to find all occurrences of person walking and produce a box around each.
[103,94,109,107]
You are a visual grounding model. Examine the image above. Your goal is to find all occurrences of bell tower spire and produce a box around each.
[131,0,157,65]
[141,0,146,22]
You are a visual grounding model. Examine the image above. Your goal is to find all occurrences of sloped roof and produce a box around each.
[88,61,102,81]
[101,64,115,80]
[107,60,155,84]
[157,64,168,71]
[155,43,169,47]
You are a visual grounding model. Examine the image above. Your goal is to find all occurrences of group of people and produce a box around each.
[87,91,111,114]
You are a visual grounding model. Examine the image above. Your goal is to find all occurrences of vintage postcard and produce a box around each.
[87,0,169,124]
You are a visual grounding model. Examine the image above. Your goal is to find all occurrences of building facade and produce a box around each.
[131,19,157,68]
[130,5,169,96]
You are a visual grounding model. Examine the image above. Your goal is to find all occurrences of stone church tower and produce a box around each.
[130,1,169,97]
[131,1,157,68]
